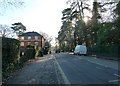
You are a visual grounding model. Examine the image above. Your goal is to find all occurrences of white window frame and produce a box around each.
[35,36,38,40]
[21,42,24,46]
[28,42,31,45]
[21,36,24,40]
[28,36,31,40]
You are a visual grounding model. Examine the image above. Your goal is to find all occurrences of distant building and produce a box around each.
[18,31,45,48]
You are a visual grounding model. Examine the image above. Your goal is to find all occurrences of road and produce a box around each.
[54,53,120,84]
[5,53,120,85]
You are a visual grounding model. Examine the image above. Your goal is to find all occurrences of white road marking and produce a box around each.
[87,60,108,68]
[28,79,36,83]
[114,74,120,77]
[96,67,103,70]
[108,79,120,83]
[52,55,70,84]
[52,55,60,85]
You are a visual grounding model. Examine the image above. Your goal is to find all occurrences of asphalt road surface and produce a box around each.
[54,53,120,84]
[5,53,120,85]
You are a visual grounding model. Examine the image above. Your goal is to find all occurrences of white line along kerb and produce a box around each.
[52,55,70,84]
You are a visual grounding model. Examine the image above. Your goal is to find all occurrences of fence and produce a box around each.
[87,44,119,58]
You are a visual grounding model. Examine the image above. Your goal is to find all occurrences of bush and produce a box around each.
[26,45,35,49]
[19,45,36,63]
[24,48,36,60]
[37,48,43,57]
[2,37,20,80]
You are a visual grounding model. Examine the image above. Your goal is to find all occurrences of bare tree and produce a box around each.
[39,31,53,43]
[0,24,15,38]
[0,0,24,14]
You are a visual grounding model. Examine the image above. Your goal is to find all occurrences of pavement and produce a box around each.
[5,55,64,84]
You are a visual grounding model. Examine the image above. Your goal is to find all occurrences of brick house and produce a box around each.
[18,31,45,48]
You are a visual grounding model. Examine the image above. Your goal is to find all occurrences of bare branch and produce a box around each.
[0,0,24,14]
[99,2,117,7]
[0,24,16,38]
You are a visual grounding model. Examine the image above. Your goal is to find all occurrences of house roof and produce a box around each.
[19,31,42,36]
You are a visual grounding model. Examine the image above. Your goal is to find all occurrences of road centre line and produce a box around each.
[87,60,108,68]
[52,55,70,84]
[108,79,120,83]
[114,74,120,77]
[78,57,109,68]
[96,67,103,70]
[87,59,120,82]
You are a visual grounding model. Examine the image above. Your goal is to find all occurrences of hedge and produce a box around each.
[19,45,36,63]
[2,38,39,83]
[2,37,20,80]
[24,48,36,60]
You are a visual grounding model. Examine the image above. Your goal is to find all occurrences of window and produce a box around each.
[21,36,24,40]
[28,36,31,40]
[28,42,31,45]
[20,42,24,46]
[35,36,38,40]
[35,42,38,46]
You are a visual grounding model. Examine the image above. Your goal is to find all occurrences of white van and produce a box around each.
[74,45,87,55]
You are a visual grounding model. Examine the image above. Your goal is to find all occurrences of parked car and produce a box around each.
[74,45,87,56]
[55,49,60,53]
[61,49,64,52]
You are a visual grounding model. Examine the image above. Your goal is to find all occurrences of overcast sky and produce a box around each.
[0,0,93,46]
[0,0,68,35]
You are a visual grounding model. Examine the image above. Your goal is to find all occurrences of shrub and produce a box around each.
[2,37,20,81]
[37,48,43,57]
[26,45,34,49]
[24,48,36,60]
